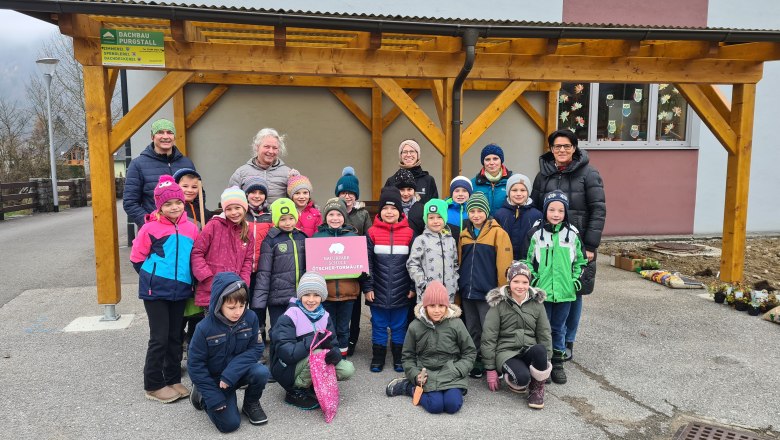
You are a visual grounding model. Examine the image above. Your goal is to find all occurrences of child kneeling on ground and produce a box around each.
[482,261,552,409]
[386,281,476,415]
[269,272,355,410]
[188,272,270,432]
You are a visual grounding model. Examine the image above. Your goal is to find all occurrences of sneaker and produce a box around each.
[242,400,269,425]
[564,342,573,362]
[285,389,320,410]
[347,341,356,357]
[190,384,203,410]
[340,347,349,357]
[145,386,180,403]
[171,383,190,399]
[469,367,484,379]
[385,377,411,397]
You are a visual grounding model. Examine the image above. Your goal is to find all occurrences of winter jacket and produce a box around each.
[228,158,291,204]
[493,199,543,261]
[183,199,213,229]
[295,200,322,238]
[252,227,307,309]
[406,227,459,302]
[363,216,415,309]
[345,203,372,236]
[384,165,439,203]
[481,285,553,371]
[130,212,198,301]
[269,298,340,391]
[402,303,476,392]
[405,201,425,238]
[446,198,469,245]
[187,272,263,411]
[312,224,369,302]
[123,143,195,227]
[245,207,273,273]
[458,219,513,302]
[471,165,513,215]
[525,221,588,303]
[191,215,253,307]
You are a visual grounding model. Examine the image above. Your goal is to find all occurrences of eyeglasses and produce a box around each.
[551,144,574,151]
[400,150,417,156]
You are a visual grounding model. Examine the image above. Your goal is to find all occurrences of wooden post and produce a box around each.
[371,87,383,200]
[544,89,559,151]
[83,65,122,305]
[173,88,187,155]
[719,83,756,283]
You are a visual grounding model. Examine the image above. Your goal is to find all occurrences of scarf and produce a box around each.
[399,159,422,169]
[295,299,326,322]
[484,169,503,183]
[401,198,415,216]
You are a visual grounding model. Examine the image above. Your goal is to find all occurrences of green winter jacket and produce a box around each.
[525,221,588,303]
[402,303,476,392]
[481,285,553,371]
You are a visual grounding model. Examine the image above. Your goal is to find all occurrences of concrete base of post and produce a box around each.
[99,304,121,322]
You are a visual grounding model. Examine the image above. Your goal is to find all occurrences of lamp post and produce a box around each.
[36,57,60,212]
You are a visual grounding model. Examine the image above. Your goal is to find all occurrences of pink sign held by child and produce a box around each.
[305,236,369,279]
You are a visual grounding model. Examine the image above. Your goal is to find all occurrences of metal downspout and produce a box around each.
[451,28,479,180]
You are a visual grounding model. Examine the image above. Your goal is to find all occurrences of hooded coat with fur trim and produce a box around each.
[481,285,552,371]
[402,303,476,392]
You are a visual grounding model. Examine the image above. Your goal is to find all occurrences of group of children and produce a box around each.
[130,149,588,432]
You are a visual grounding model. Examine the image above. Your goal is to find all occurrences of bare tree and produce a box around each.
[0,97,50,181]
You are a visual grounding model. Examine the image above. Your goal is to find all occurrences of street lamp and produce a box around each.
[36,57,60,212]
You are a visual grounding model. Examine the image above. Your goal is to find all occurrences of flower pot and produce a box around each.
[747,305,761,316]
[734,302,748,312]
[713,292,726,304]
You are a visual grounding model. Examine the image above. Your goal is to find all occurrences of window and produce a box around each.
[558,83,692,148]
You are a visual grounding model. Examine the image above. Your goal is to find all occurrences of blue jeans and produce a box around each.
[544,301,572,353]
[204,363,270,433]
[565,294,583,343]
[323,301,354,350]
[420,388,464,414]
[370,306,408,346]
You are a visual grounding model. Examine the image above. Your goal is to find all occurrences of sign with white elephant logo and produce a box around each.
[305,236,369,279]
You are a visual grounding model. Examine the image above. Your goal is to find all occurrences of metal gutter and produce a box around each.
[4,0,780,43]
[451,29,478,179]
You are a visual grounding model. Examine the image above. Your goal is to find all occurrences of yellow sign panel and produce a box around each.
[100,29,165,67]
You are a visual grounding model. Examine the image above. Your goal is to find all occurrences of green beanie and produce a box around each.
[151,119,176,136]
[423,198,448,225]
[270,198,299,226]
[466,192,490,215]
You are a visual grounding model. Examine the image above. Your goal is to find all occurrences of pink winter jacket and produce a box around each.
[190,214,253,307]
[295,200,322,238]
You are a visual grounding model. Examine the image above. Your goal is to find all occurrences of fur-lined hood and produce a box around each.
[414,302,462,327]
[485,285,546,307]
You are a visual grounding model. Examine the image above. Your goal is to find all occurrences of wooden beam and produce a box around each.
[274,26,286,48]
[171,19,199,42]
[173,88,187,155]
[382,89,421,131]
[697,84,731,122]
[430,80,447,130]
[716,42,780,61]
[461,81,531,153]
[329,88,371,130]
[82,65,121,305]
[544,90,558,152]
[371,88,383,200]
[374,78,445,155]
[58,13,100,38]
[635,41,715,59]
[720,83,756,283]
[107,68,119,97]
[555,39,637,57]
[108,70,194,154]
[515,95,545,133]
[186,84,229,129]
[676,83,737,154]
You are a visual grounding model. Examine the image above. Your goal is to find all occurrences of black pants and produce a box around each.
[249,272,267,342]
[502,344,548,387]
[348,293,362,345]
[461,299,490,351]
[143,299,186,391]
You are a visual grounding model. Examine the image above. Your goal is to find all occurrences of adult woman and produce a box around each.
[384,139,438,204]
[229,128,291,204]
[471,143,513,215]
[530,129,606,361]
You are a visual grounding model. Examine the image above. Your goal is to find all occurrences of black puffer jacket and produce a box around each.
[252,227,307,309]
[384,165,439,203]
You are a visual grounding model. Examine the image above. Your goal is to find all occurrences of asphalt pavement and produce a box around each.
[0,205,778,439]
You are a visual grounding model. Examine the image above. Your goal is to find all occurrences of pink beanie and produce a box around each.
[154,175,185,210]
[287,169,313,197]
[422,281,449,307]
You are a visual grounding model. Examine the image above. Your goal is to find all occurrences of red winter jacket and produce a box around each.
[191,215,253,306]
[245,207,273,273]
[295,200,322,237]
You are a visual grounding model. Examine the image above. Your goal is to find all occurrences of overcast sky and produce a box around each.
[0,10,59,104]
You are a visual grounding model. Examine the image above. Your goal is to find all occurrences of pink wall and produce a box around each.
[587,149,698,236]
[562,0,708,27]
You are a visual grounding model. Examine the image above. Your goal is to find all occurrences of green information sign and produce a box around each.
[100,28,165,67]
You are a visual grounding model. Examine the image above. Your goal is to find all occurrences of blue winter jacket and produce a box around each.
[446,198,469,245]
[493,199,543,261]
[123,143,195,227]
[471,165,513,215]
[187,272,263,411]
[252,227,307,309]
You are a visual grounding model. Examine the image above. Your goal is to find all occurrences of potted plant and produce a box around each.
[708,281,728,304]
[747,301,761,316]
[733,286,750,311]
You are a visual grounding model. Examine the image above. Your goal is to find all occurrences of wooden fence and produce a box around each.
[0,178,121,221]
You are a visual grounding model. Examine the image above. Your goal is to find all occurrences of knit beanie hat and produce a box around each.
[172,167,200,183]
[322,197,348,220]
[466,192,490,215]
[480,143,504,165]
[506,260,533,283]
[378,186,403,214]
[154,175,185,210]
[287,169,313,197]
[297,272,328,301]
[506,173,532,195]
[422,280,449,307]
[423,199,448,225]
[398,139,421,157]
[150,118,176,136]
[220,186,248,212]
[270,197,299,226]
[449,176,473,196]
[543,190,569,218]
[391,168,416,190]
[241,176,268,196]
[335,166,360,199]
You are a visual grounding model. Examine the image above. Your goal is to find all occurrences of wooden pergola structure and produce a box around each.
[7,2,780,307]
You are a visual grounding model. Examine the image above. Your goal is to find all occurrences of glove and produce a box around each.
[325,347,342,365]
[486,370,500,392]
[318,335,333,350]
